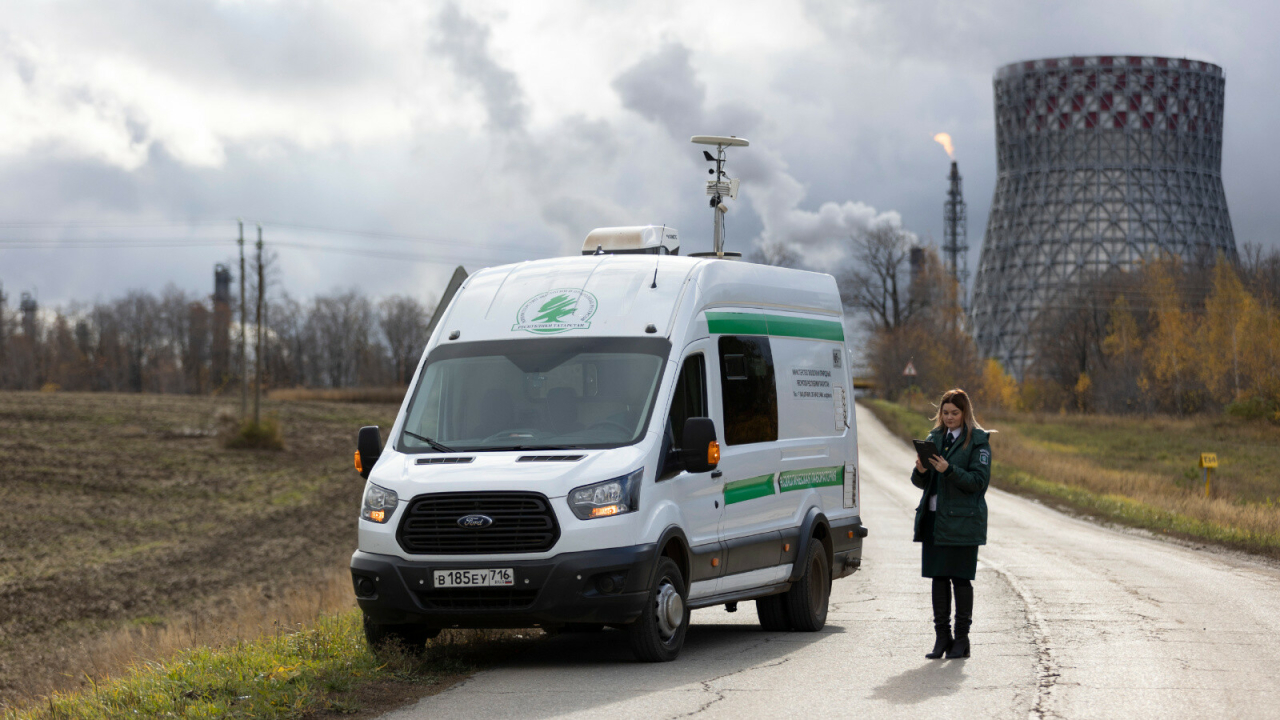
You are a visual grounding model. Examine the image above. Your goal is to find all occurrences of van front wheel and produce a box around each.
[627,557,690,662]
[785,540,830,632]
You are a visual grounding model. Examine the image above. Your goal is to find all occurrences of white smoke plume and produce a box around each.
[613,42,912,268]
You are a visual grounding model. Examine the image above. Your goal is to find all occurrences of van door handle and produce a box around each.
[711,470,723,479]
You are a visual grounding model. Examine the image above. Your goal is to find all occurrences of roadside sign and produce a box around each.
[1199,453,1218,498]
[902,361,917,377]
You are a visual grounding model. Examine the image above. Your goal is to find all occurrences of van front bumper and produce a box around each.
[350,546,656,629]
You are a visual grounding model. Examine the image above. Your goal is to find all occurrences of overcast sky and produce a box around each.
[1,0,1276,308]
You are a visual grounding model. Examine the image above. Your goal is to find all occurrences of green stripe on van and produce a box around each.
[778,466,843,492]
[723,473,776,505]
[706,312,844,342]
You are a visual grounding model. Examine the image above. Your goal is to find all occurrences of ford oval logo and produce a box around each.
[458,514,494,529]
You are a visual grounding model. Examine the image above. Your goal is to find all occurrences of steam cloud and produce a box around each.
[614,42,911,268]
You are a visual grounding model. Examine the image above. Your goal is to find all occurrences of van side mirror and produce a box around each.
[356,426,382,479]
[680,417,719,474]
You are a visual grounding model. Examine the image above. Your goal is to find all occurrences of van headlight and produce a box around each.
[361,483,399,523]
[569,469,642,520]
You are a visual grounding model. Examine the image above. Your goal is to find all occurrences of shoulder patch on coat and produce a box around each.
[978,449,990,466]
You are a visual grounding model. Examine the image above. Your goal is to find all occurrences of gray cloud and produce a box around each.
[433,3,528,134]
[612,41,906,267]
[3,0,1280,309]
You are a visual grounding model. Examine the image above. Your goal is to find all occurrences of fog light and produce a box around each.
[593,571,628,595]
[354,576,376,598]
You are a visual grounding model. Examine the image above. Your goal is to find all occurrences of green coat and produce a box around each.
[911,426,991,546]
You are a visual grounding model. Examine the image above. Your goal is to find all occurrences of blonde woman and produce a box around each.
[910,388,991,659]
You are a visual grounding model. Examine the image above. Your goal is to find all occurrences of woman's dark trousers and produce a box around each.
[929,577,972,658]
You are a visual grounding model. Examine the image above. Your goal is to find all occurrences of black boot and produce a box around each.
[946,579,972,659]
[926,578,953,659]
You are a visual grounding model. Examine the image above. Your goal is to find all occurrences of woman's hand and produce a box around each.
[915,457,926,473]
[928,455,950,473]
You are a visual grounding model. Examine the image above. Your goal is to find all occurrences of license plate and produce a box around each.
[433,568,515,588]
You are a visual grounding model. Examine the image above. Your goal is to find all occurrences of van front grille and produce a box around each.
[397,492,560,554]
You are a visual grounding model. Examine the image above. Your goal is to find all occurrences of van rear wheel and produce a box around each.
[362,614,441,653]
[755,593,792,631]
[627,557,690,662]
[785,540,830,632]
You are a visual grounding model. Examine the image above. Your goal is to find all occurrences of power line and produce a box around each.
[0,235,542,268]
[0,218,541,256]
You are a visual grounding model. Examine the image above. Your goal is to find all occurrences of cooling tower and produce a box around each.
[970,55,1236,377]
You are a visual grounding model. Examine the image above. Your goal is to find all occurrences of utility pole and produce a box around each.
[238,219,247,420]
[254,223,264,427]
[0,281,7,381]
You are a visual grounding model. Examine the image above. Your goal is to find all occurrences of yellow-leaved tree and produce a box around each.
[976,357,1019,411]
[1198,259,1256,404]
[1141,258,1199,414]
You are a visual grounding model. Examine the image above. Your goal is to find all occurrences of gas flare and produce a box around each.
[933,133,955,159]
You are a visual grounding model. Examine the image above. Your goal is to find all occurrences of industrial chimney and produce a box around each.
[943,160,969,306]
[212,264,233,387]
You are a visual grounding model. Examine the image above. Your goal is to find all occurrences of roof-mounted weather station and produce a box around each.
[690,135,749,258]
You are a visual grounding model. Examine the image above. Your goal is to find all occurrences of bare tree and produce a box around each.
[746,241,802,268]
[114,291,159,392]
[839,225,925,331]
[379,295,434,385]
[308,289,375,388]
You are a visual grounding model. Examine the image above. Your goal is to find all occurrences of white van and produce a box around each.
[350,227,865,662]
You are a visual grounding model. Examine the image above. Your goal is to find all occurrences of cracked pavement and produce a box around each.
[380,404,1280,719]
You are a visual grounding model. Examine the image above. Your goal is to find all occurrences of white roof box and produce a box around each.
[582,225,679,256]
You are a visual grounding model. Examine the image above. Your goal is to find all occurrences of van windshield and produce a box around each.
[398,337,671,452]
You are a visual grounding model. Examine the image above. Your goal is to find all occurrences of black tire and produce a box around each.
[786,539,831,632]
[755,593,792,631]
[362,613,441,653]
[627,557,690,662]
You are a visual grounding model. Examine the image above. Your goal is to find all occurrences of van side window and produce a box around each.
[718,336,778,445]
[669,354,707,448]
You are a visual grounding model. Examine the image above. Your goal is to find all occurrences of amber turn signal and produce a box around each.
[848,530,854,539]
[354,450,363,474]
[708,441,720,465]
[711,557,720,567]
[783,543,791,552]
[369,509,385,522]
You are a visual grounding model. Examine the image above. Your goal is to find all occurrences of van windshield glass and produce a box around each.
[399,337,670,452]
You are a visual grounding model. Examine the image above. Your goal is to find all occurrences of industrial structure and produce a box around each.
[212,264,233,388]
[970,55,1237,377]
[942,160,969,306]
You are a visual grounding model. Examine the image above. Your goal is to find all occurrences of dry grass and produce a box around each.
[862,399,1280,555]
[993,426,1280,550]
[33,566,355,702]
[267,387,407,404]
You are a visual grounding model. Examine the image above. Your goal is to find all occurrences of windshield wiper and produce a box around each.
[402,430,460,454]
[480,445,587,452]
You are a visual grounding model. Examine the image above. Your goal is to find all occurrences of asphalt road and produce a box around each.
[382,404,1280,719]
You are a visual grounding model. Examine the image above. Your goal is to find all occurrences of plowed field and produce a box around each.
[0,391,396,708]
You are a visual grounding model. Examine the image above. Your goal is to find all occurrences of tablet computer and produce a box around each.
[913,439,941,464]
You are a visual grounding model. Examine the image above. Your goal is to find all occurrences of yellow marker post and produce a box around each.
[1199,453,1218,498]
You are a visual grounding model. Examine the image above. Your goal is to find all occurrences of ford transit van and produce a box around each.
[350,227,865,662]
